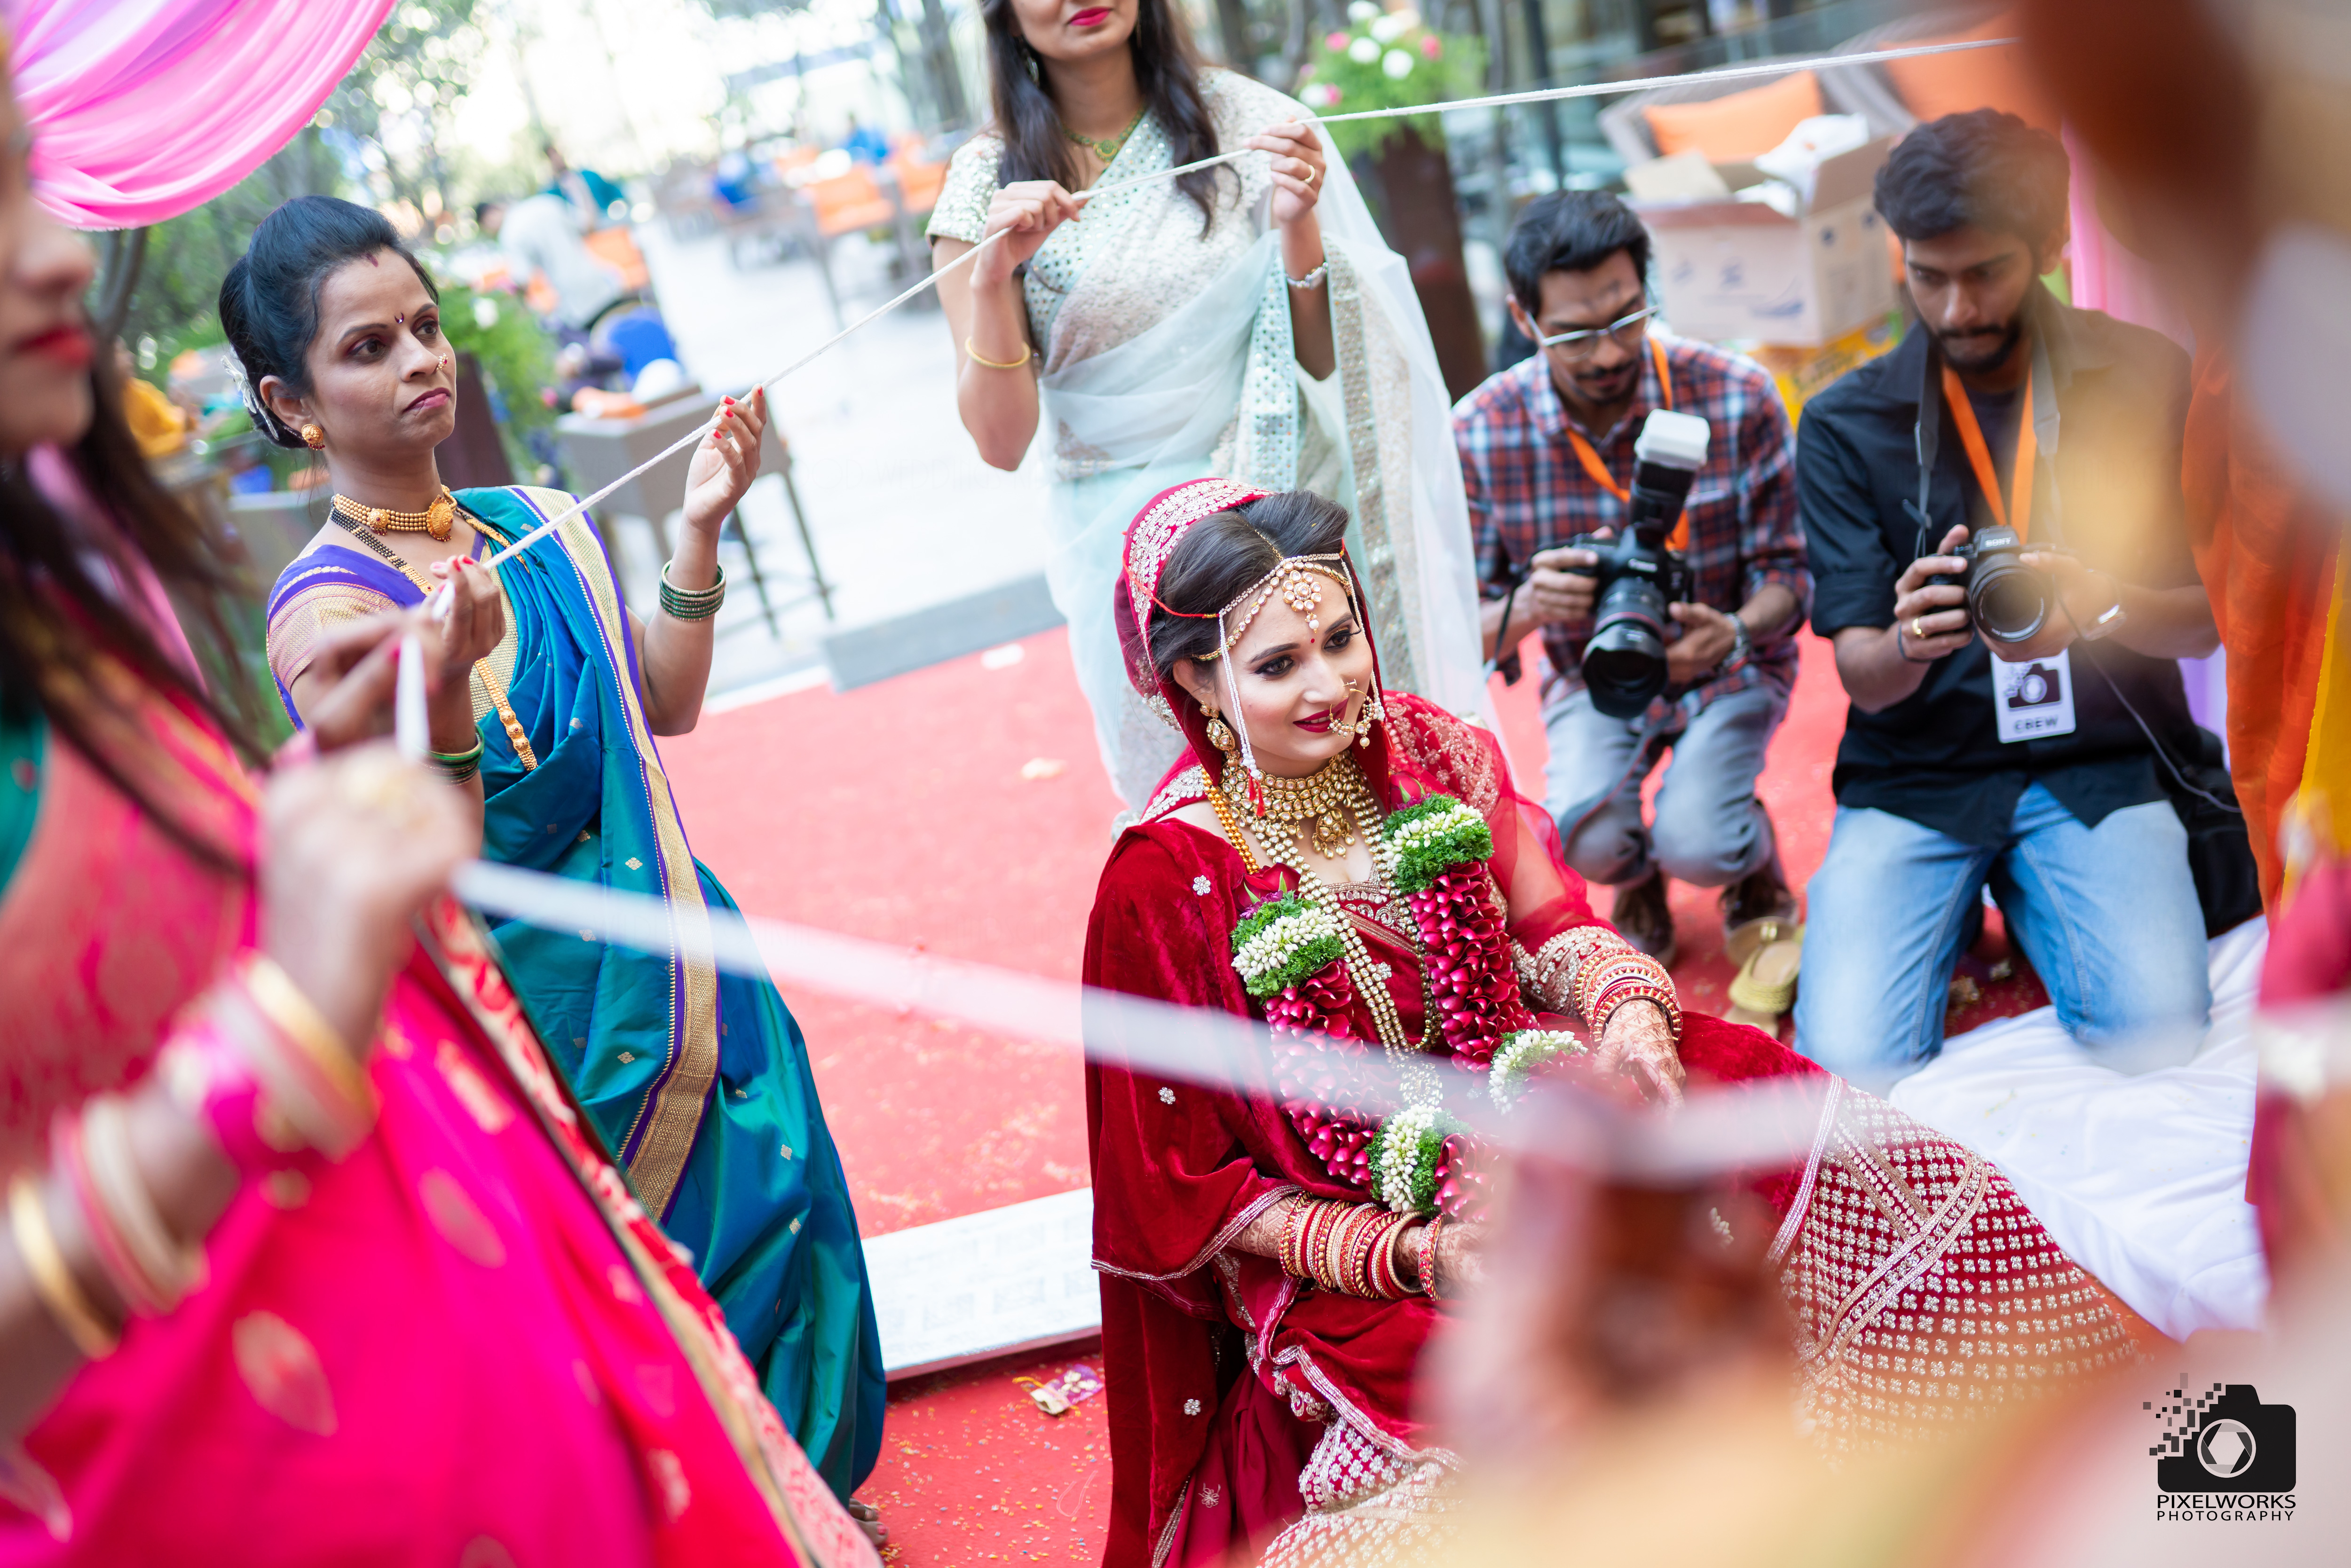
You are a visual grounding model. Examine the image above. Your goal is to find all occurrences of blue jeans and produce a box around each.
[1792,783,2210,1091]
[1544,684,1785,888]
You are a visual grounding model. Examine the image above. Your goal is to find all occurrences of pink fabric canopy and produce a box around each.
[14,0,395,229]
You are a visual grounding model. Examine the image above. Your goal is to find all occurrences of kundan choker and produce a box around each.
[1230,751,1374,860]
[332,487,458,542]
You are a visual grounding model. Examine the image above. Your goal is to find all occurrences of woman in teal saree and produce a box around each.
[226,196,884,1513]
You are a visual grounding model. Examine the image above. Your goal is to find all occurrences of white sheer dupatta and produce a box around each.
[1036,101,1484,812]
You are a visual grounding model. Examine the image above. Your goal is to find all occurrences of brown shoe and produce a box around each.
[1721,852,1798,941]
[1610,869,1678,968]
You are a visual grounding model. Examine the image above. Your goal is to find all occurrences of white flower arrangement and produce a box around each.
[1369,1103,1443,1214]
[1489,1029,1584,1110]
[1381,797,1491,890]
[1231,900,1346,998]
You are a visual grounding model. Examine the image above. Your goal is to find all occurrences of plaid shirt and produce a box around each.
[1455,336,1810,716]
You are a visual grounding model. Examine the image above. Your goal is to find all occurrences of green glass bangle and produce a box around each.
[426,739,485,785]
[659,559,726,622]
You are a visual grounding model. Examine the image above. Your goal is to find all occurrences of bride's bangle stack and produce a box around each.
[1278,1197,1424,1300]
[1577,949,1682,1042]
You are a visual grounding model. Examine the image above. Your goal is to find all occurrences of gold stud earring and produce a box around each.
[299,422,325,449]
[1204,709,1238,754]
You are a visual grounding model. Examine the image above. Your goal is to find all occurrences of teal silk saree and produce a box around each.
[265,486,883,1496]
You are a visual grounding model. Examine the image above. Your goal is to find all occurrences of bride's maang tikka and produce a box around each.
[1194,552,1362,786]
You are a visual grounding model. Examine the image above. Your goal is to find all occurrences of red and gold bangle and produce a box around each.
[1590,979,1682,1042]
[1277,1197,1310,1281]
[1368,1215,1415,1300]
[1318,1205,1358,1294]
[1338,1208,1376,1298]
[1349,1210,1396,1299]
[1419,1213,1449,1298]
[1578,950,1681,1040]
[1297,1200,1345,1291]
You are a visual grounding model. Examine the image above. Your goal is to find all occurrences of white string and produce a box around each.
[473,34,2016,576]
[450,857,1830,1174]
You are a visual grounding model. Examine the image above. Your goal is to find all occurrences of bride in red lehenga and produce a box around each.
[1083,479,2161,1568]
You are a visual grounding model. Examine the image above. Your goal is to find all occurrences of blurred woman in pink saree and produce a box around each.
[0,60,872,1566]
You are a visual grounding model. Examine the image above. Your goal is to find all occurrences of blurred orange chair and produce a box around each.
[583,227,651,293]
[806,165,897,238]
[887,153,947,219]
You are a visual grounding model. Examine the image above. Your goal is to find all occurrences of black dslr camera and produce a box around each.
[1928,524,2051,645]
[1562,409,1709,719]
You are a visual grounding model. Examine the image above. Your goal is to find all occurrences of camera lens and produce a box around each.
[1583,576,1671,719]
[1970,560,2047,643]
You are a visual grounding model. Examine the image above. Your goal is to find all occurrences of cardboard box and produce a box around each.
[1744,311,1905,426]
[1627,136,1897,347]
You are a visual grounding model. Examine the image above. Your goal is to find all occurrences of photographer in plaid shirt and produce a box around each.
[1455,192,1809,963]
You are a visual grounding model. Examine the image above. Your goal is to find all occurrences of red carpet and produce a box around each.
[659,625,2046,1561]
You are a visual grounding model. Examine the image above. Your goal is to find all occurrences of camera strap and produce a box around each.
[1941,363,2036,539]
[1562,337,1687,548]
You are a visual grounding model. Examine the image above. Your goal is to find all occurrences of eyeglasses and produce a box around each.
[1530,306,1657,362]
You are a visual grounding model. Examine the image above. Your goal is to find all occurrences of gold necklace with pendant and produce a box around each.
[1224,750,1374,861]
[1062,106,1145,165]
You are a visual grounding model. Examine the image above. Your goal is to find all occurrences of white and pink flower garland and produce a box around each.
[1230,795,1583,1219]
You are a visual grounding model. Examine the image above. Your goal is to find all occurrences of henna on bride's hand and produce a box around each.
[1596,1000,1686,1105]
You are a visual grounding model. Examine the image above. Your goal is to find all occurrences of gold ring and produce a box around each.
[1910,616,1927,640]
[1303,164,1319,185]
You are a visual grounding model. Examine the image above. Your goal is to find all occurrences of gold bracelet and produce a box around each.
[241,955,369,1112]
[10,1176,118,1359]
[964,336,1033,370]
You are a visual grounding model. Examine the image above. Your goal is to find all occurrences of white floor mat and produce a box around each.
[1888,919,2271,1339]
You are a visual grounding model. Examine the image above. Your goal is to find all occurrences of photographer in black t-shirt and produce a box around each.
[1791,111,2219,1089]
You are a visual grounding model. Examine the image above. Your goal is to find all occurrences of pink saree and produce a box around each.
[0,665,874,1567]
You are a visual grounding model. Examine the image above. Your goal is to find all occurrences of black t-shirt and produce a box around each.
[1797,292,2203,847]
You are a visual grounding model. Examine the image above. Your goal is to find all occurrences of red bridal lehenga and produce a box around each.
[1082,479,2160,1568]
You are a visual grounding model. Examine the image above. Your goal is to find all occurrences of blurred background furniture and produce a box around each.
[553,387,832,634]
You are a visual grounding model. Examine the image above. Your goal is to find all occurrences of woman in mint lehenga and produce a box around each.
[222,196,884,1515]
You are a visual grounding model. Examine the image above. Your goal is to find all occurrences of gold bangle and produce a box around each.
[964,336,1033,370]
[10,1176,119,1359]
[241,955,370,1112]
[81,1095,207,1312]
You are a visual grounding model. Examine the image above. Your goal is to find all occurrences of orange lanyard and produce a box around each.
[1563,338,1688,549]
[1941,363,2035,539]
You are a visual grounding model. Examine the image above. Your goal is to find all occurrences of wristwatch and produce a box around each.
[2079,575,2128,641]
[1713,614,1753,677]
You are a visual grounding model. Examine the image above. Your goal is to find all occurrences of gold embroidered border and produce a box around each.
[518,485,721,1220]
[264,578,402,691]
[1327,247,1419,696]
[1512,925,1622,1016]
[413,899,841,1565]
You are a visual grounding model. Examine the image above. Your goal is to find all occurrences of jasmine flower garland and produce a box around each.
[1367,1104,1459,1214]
[1230,895,1347,1000]
[1381,795,1491,893]
[1489,1030,1584,1110]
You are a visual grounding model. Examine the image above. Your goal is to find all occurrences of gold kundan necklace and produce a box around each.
[332,486,458,542]
[1224,750,1379,861]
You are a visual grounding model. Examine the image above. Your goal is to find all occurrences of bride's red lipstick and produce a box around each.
[1294,704,1346,733]
[1070,6,1111,26]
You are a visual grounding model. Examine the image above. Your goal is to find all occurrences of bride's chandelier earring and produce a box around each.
[1204,705,1239,756]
